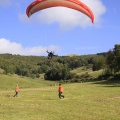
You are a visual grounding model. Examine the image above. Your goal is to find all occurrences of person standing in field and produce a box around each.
[13,85,20,97]
[58,83,64,99]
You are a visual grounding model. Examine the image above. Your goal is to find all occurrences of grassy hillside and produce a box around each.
[0,75,120,120]
[71,66,104,78]
[0,74,56,90]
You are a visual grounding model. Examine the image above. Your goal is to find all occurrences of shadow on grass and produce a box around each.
[91,76,120,87]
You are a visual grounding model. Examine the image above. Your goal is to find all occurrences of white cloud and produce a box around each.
[20,0,106,29]
[0,0,11,7]
[0,38,60,56]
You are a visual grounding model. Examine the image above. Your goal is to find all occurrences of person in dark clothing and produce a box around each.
[46,50,58,60]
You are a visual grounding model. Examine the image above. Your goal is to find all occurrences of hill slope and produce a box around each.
[0,74,56,90]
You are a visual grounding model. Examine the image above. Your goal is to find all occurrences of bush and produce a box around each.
[31,74,36,79]
[36,73,40,78]
[44,67,71,81]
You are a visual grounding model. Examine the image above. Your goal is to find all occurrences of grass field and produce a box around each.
[0,74,120,120]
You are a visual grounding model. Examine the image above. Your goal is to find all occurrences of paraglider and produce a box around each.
[46,50,58,60]
[26,0,94,23]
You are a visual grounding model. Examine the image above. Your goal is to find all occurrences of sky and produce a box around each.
[0,0,120,56]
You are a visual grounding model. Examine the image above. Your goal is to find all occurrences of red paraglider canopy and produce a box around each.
[26,0,94,23]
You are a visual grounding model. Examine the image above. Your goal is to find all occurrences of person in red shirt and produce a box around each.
[58,83,64,99]
[13,85,20,97]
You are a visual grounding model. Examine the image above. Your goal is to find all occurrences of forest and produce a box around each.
[0,44,120,82]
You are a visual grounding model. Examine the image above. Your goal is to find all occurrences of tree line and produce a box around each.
[0,44,120,81]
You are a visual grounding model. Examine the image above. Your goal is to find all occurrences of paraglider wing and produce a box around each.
[26,0,94,23]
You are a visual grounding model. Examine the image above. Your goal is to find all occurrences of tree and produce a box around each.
[106,44,120,75]
[113,44,120,74]
[40,65,50,73]
[92,56,106,71]
[44,66,71,81]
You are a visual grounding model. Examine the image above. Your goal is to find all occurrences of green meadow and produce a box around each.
[0,74,120,120]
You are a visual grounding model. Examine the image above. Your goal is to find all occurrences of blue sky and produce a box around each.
[0,0,120,56]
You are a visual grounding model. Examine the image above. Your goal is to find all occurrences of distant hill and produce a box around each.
[65,54,80,57]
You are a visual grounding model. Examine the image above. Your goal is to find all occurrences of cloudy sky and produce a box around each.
[0,0,120,56]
